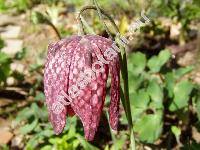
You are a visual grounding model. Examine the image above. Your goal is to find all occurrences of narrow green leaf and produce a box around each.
[76,134,100,150]
[20,119,38,134]
[15,107,34,124]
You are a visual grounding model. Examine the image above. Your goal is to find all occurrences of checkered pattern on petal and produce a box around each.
[44,35,120,141]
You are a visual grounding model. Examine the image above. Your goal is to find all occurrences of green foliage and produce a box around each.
[15,94,99,150]
[0,38,4,49]
[128,52,146,75]
[14,47,27,60]
[65,0,85,7]
[14,0,30,11]
[99,0,129,11]
[0,51,12,86]
[0,0,9,12]
[0,43,27,86]
[196,93,200,121]
[20,119,39,134]
[169,80,193,111]
[1,0,199,149]
[41,0,60,5]
[147,80,164,109]
[147,0,200,31]
[171,126,181,143]
[134,111,163,143]
[1,0,43,12]
[148,0,200,19]
[147,49,171,73]
[109,132,127,150]
[128,49,197,143]
[38,117,86,150]
[34,92,45,101]
[15,101,51,149]
[181,140,200,150]
[0,144,9,150]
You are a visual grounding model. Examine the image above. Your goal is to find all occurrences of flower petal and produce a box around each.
[109,56,120,130]
[44,35,120,141]
[89,35,120,130]
[68,36,109,140]
[44,36,81,134]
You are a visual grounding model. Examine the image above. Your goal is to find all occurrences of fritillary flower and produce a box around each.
[44,35,120,141]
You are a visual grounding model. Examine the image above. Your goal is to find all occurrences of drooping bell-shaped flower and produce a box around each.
[44,35,120,141]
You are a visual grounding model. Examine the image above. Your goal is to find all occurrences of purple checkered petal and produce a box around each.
[44,35,120,141]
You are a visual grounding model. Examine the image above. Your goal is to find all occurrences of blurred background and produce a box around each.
[0,0,200,149]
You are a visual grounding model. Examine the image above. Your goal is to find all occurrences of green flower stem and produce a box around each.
[120,49,133,128]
